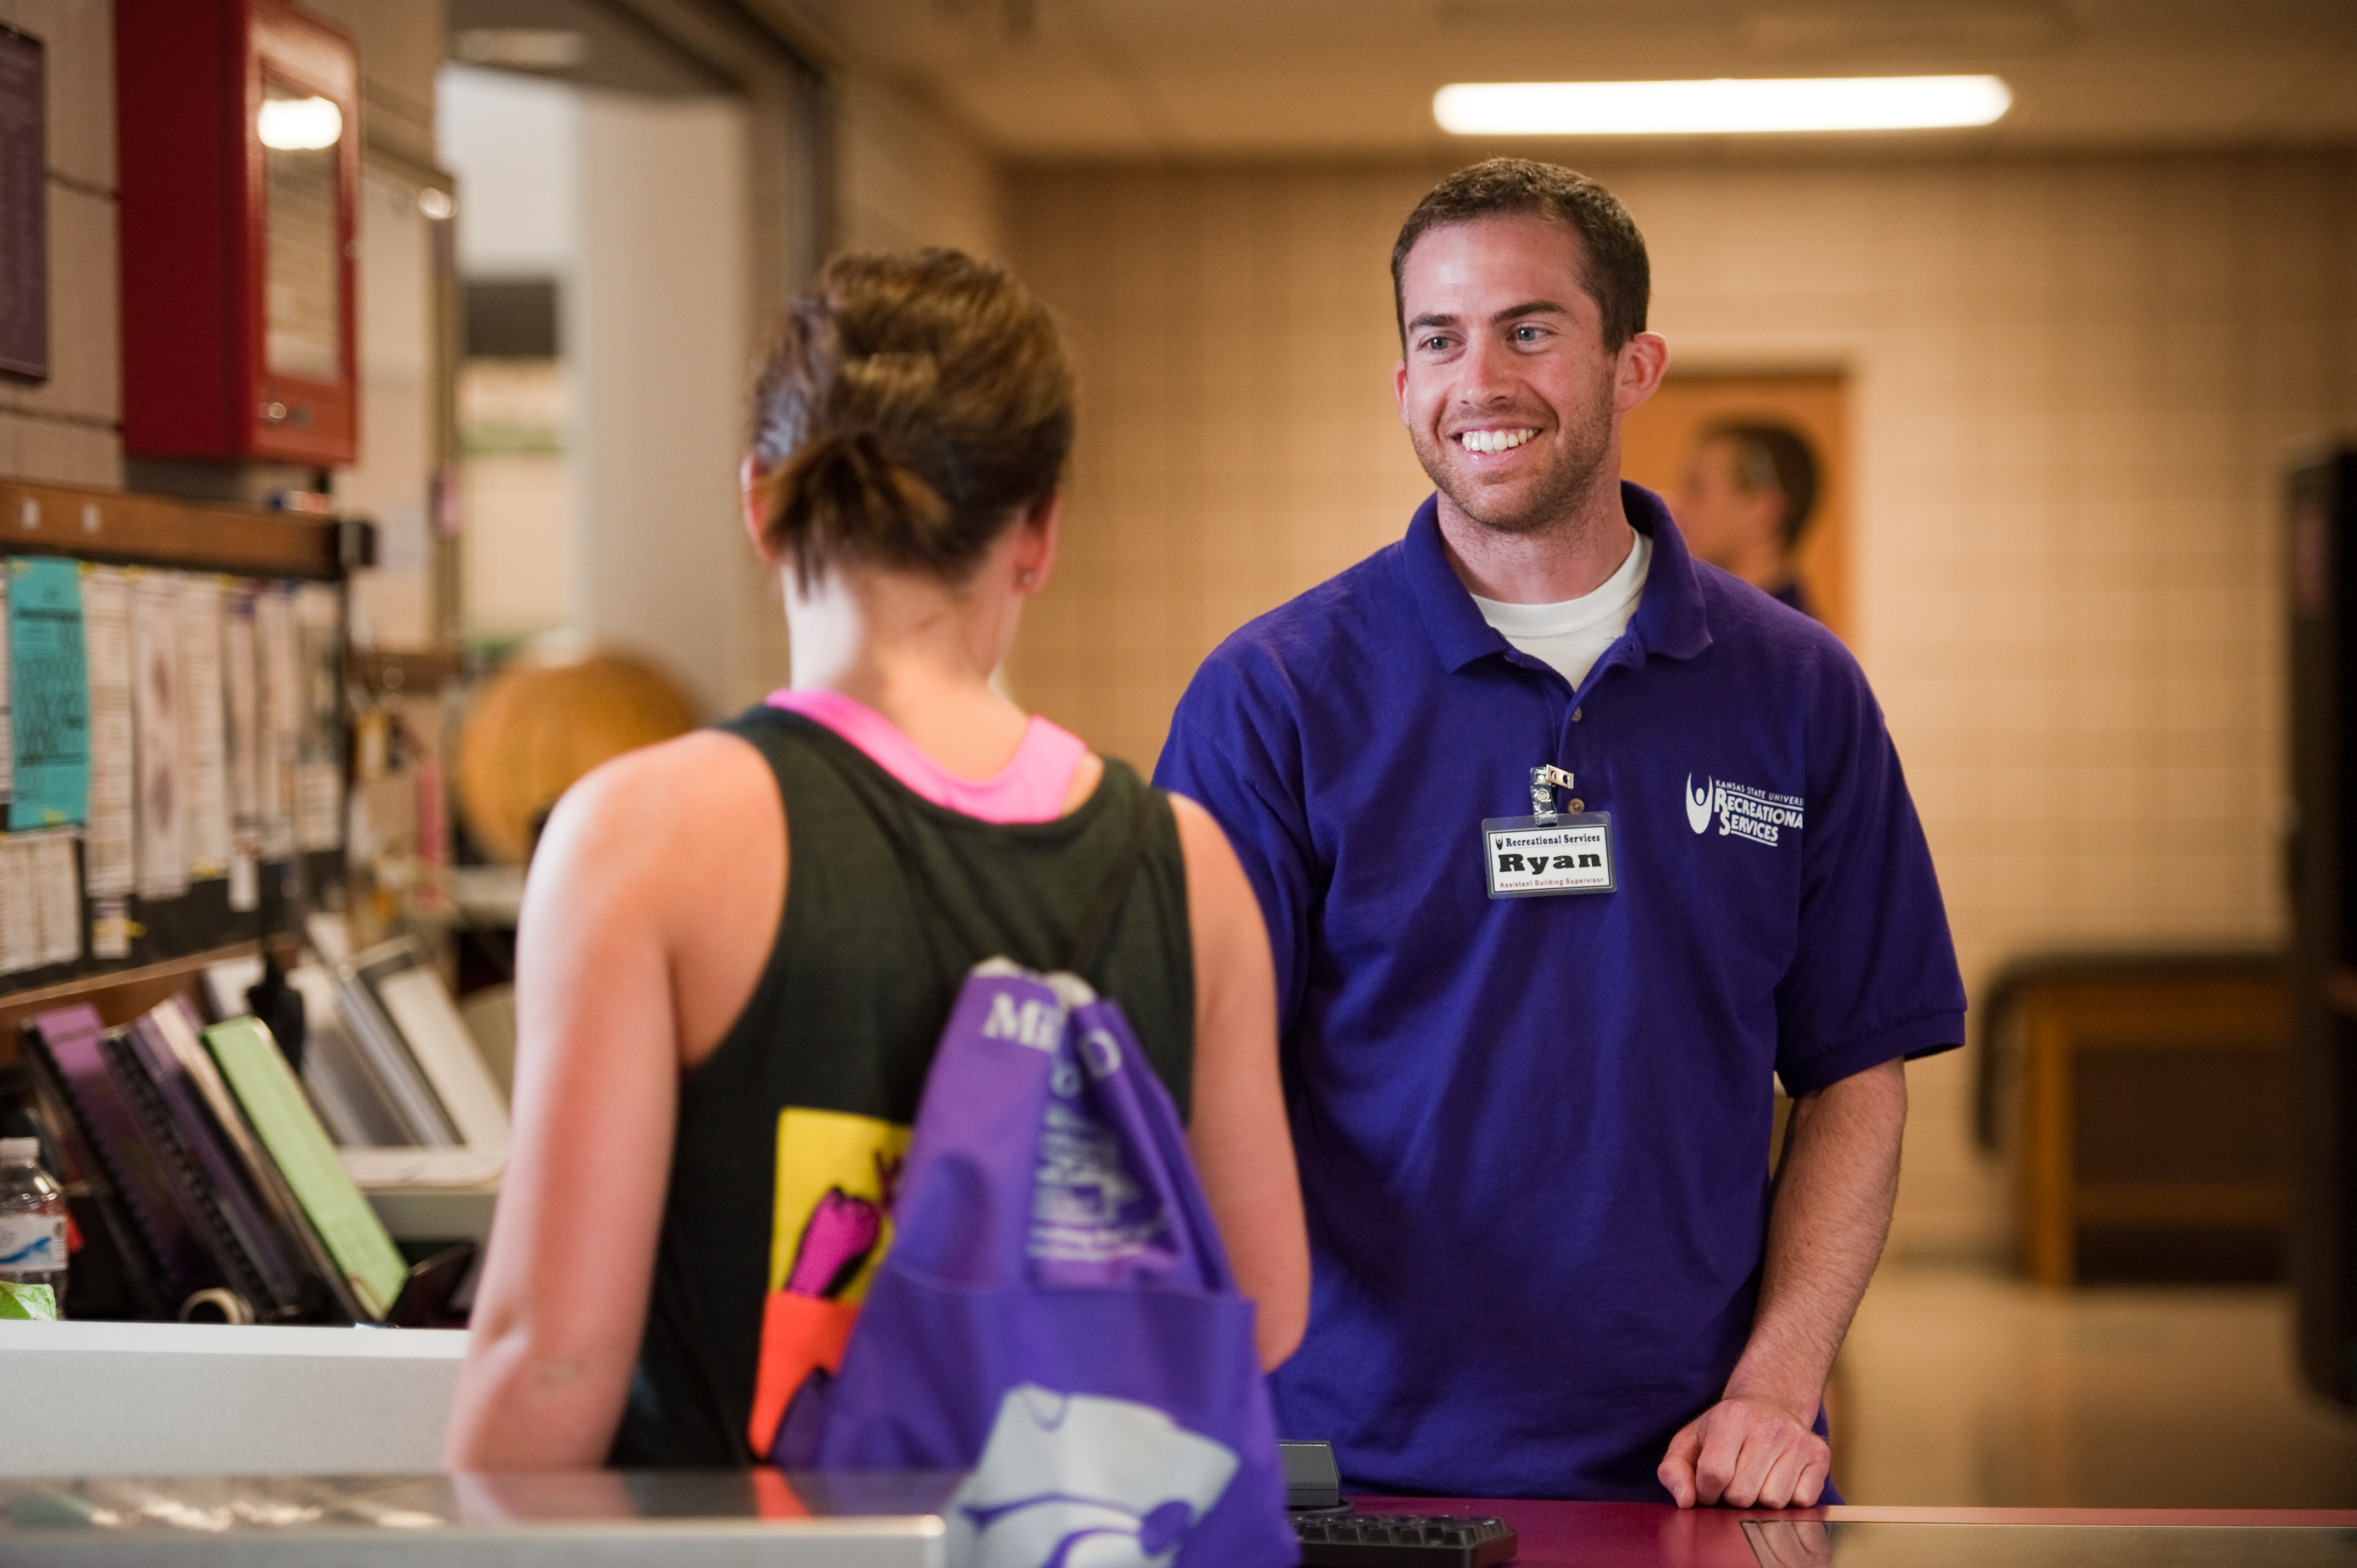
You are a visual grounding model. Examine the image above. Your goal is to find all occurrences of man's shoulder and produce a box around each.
[1687,560,1867,695]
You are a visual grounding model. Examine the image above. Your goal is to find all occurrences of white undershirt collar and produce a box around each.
[1469,529,1652,690]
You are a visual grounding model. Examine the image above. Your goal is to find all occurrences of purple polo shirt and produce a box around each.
[1155,484,1964,1502]
[1768,575,1816,621]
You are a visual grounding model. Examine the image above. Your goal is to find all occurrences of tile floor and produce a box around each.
[1835,1266,2357,1507]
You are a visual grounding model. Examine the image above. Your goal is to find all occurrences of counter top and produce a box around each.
[3,1475,2353,1567]
[0,1472,952,1566]
[1343,1498,2357,1567]
[0,1321,467,1358]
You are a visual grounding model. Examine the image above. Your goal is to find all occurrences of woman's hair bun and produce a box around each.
[763,429,946,580]
[749,249,1073,587]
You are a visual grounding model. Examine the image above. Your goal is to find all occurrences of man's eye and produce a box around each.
[1514,325,1546,343]
[1421,336,1450,352]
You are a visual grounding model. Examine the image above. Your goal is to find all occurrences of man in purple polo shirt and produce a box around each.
[1155,159,1965,1508]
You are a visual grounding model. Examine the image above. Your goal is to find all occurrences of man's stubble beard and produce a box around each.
[1412,367,1618,543]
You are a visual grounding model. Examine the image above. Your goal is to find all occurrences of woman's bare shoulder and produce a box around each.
[534,728,779,891]
[559,728,771,822]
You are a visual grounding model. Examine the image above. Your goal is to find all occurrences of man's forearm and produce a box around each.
[1722,1058,1908,1421]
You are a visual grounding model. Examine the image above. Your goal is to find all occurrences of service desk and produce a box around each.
[0,1321,464,1477]
[1345,1499,2357,1567]
[0,1472,953,1565]
[0,1476,2352,1567]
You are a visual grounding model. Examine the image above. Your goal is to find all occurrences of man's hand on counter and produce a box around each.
[1659,1057,1910,1509]
[1656,1393,1831,1509]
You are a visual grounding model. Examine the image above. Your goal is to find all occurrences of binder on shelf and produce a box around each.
[123,998,329,1320]
[11,1019,168,1321]
[106,1007,291,1321]
[201,1015,411,1321]
[204,953,418,1148]
[135,997,367,1322]
[334,962,460,1149]
[297,961,420,1147]
[295,1017,413,1148]
[347,938,510,1154]
[203,946,512,1190]
[23,1005,229,1312]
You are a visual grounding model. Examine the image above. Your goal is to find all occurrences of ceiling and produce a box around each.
[450,0,729,95]
[766,0,2357,162]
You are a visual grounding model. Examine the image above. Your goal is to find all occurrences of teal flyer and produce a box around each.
[7,556,89,828]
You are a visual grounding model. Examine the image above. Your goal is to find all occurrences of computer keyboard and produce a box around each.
[1290,1510,1520,1567]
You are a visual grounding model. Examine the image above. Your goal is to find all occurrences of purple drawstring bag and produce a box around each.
[784,956,1295,1568]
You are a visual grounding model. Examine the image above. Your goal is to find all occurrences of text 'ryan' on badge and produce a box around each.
[1481,814,1617,899]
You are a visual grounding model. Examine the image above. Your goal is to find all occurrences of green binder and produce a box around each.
[202,1017,409,1321]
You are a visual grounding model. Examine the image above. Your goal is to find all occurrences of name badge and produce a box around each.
[1482,813,1617,898]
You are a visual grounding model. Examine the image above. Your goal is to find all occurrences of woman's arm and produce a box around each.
[444,733,777,1469]
[1170,794,1310,1369]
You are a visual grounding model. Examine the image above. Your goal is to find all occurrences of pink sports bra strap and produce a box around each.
[764,688,1089,824]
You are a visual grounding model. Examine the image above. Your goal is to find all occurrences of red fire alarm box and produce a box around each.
[117,0,359,467]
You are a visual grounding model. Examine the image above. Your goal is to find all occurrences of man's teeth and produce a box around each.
[1460,429,1534,455]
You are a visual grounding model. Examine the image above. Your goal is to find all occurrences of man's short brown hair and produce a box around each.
[1391,158,1650,350]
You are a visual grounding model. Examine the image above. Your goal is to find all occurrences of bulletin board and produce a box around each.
[0,479,348,1041]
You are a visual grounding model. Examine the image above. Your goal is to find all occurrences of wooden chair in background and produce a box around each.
[1978,954,2288,1287]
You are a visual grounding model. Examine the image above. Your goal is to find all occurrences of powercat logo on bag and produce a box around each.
[1685,775,1805,847]
[946,1384,1239,1568]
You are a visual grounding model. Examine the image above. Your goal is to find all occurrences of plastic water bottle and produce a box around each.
[0,1137,67,1316]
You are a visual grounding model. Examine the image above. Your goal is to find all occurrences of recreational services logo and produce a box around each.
[1685,775,1805,847]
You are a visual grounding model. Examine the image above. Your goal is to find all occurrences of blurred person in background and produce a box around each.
[1674,420,1824,620]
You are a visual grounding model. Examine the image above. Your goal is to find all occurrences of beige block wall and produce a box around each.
[1006,151,2357,1261]
[1,0,120,488]
[299,0,444,171]
[834,75,1002,261]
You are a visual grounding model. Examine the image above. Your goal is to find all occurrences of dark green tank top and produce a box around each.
[608,705,1195,1466]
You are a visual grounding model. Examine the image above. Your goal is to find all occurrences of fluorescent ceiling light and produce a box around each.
[1433,76,2012,136]
[257,96,343,151]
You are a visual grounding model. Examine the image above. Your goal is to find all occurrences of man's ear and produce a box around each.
[1614,331,1671,415]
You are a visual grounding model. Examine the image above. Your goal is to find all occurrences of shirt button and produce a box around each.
[1572,707,1584,721]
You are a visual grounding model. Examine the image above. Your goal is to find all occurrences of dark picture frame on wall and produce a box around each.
[0,24,47,383]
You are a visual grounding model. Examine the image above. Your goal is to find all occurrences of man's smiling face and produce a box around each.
[1394,212,1629,540]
